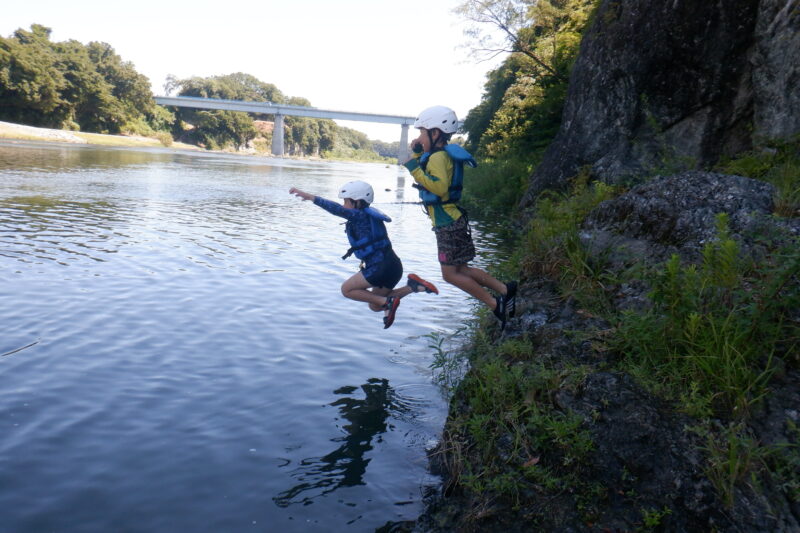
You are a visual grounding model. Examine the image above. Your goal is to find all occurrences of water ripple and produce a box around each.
[0,141,505,532]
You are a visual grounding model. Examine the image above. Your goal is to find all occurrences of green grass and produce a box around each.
[437,333,597,516]
[716,136,800,217]
[612,214,799,418]
[429,134,800,525]
[521,170,620,313]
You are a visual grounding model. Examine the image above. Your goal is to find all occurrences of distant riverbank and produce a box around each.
[0,121,199,150]
[0,121,397,164]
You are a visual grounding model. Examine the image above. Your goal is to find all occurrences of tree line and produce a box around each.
[0,25,392,159]
[459,0,598,159]
[454,0,600,214]
[0,24,168,137]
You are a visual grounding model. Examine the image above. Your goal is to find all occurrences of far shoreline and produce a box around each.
[0,121,398,165]
[0,120,199,151]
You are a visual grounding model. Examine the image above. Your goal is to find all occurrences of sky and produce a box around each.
[1,0,507,142]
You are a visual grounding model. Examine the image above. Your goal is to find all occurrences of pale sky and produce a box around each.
[1,0,506,142]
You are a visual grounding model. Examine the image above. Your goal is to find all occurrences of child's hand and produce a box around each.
[289,187,314,201]
[410,135,425,154]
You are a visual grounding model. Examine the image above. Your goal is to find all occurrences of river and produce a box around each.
[0,140,503,532]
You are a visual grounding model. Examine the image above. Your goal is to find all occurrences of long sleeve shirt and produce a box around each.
[404,150,462,227]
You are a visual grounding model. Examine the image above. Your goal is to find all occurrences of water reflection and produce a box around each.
[273,378,407,507]
[0,141,176,172]
[395,168,406,202]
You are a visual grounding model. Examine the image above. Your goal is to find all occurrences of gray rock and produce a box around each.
[753,0,800,140]
[521,0,800,207]
[584,171,777,258]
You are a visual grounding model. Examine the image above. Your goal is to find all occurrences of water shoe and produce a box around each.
[383,296,401,329]
[407,273,439,294]
[504,281,518,318]
[493,296,507,331]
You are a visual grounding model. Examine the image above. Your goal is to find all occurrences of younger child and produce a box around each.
[289,180,438,328]
[404,105,517,329]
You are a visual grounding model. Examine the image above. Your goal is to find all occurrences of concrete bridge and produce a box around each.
[154,95,415,163]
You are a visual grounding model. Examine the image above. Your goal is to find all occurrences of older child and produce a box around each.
[289,180,438,328]
[404,105,517,329]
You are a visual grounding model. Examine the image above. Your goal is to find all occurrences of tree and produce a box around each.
[87,41,154,120]
[0,25,69,127]
[460,0,598,157]
[0,24,160,134]
[456,0,564,80]
[53,38,126,132]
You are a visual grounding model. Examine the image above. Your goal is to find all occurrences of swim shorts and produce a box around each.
[433,215,476,266]
[363,248,403,289]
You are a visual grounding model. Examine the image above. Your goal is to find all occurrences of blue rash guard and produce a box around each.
[313,197,399,285]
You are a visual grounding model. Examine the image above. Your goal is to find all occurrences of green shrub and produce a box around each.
[460,154,535,216]
[716,136,800,217]
[613,214,799,418]
[155,131,173,147]
[522,170,620,312]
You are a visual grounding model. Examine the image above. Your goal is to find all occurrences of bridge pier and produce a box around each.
[398,124,409,164]
[271,113,284,156]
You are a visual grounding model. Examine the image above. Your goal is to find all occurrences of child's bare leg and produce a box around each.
[460,265,507,294]
[441,264,503,309]
[342,273,387,308]
[387,285,413,300]
[368,287,391,312]
[384,273,438,301]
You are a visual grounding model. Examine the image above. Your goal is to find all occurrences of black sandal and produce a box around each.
[493,296,507,331]
[504,281,518,318]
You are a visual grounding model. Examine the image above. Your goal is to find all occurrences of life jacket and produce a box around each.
[341,207,392,260]
[415,144,477,206]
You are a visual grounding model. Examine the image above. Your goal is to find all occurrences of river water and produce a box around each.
[0,141,503,532]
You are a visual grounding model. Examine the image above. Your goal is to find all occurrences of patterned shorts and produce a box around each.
[433,215,476,266]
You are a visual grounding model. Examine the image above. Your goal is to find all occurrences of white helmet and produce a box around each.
[414,105,458,134]
[338,180,374,203]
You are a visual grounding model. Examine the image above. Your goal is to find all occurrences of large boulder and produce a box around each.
[753,0,800,139]
[585,171,777,258]
[521,0,800,207]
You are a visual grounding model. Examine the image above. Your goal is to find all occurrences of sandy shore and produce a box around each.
[0,121,198,150]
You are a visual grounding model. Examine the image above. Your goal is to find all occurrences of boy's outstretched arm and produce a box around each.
[289,187,355,220]
[289,187,315,201]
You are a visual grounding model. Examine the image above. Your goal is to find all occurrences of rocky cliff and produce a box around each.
[521,0,800,206]
[409,1,799,531]
[413,169,799,533]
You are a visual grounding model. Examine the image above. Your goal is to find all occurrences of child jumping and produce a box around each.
[404,105,517,329]
[289,180,438,328]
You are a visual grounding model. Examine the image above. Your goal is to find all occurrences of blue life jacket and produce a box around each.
[342,207,392,260]
[415,144,477,206]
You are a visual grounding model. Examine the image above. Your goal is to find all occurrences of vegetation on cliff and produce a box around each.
[417,1,800,531]
[457,0,599,217]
